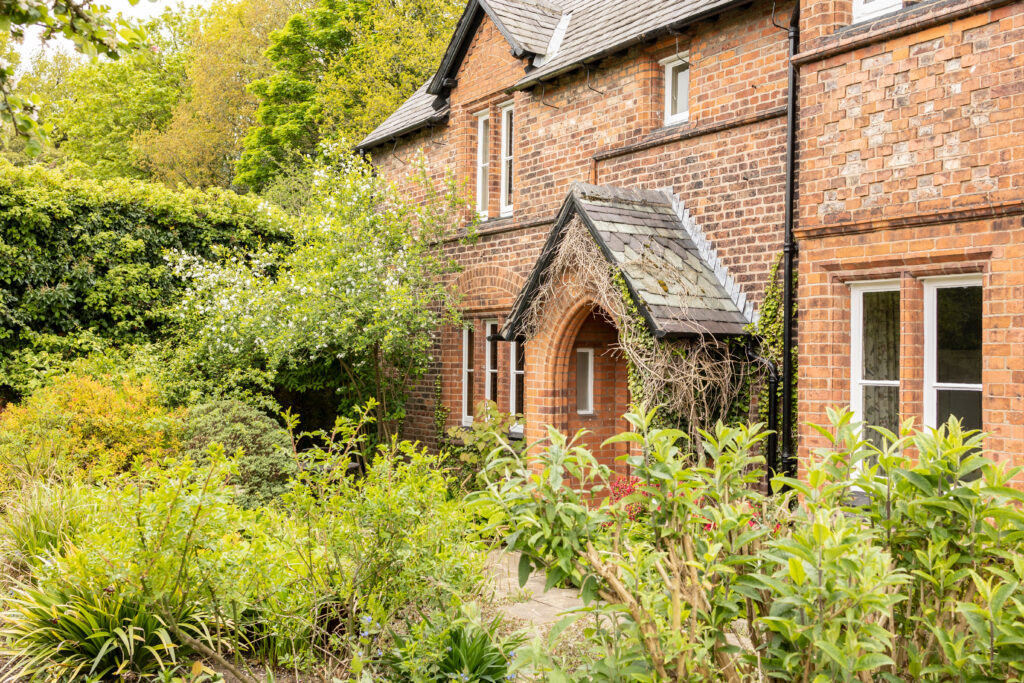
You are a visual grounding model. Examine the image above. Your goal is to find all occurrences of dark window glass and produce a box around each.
[937,286,982,384]
[863,384,899,450]
[937,389,982,432]
[515,374,525,416]
[863,290,900,381]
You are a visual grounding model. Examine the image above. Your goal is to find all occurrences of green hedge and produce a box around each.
[0,164,290,399]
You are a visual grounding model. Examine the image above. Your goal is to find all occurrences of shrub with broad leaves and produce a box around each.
[480,406,1024,682]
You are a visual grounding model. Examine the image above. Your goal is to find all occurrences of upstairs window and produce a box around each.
[852,0,902,23]
[661,54,690,126]
[485,320,499,405]
[475,111,490,219]
[924,277,983,433]
[850,281,900,452]
[499,103,514,217]
[462,324,475,426]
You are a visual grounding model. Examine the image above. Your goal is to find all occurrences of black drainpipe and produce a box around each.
[780,6,800,479]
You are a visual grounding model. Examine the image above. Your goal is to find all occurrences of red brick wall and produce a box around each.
[796,0,1024,472]
[369,4,793,450]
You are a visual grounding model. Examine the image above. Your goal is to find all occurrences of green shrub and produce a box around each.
[0,163,291,402]
[384,603,523,682]
[0,481,90,577]
[1,582,214,682]
[482,407,1024,682]
[0,372,183,486]
[182,400,294,508]
[444,400,523,495]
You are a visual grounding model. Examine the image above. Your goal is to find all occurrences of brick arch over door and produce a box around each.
[523,284,630,474]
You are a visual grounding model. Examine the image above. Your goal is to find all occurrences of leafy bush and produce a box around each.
[0,372,183,485]
[0,481,90,577]
[481,407,1024,682]
[445,400,523,494]
[0,163,291,401]
[384,603,522,682]
[5,404,484,678]
[1,582,214,682]
[182,400,294,507]
[283,406,486,673]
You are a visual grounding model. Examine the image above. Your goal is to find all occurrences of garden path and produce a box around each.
[487,550,585,638]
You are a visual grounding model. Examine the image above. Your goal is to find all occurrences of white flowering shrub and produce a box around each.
[174,150,471,435]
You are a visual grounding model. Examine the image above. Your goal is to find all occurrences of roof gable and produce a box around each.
[427,0,564,97]
[500,183,752,341]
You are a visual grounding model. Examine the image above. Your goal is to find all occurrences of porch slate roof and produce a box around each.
[499,182,752,340]
[357,0,745,151]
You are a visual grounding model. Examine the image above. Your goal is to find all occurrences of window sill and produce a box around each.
[461,417,474,428]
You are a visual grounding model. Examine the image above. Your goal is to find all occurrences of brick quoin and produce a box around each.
[797,0,1024,477]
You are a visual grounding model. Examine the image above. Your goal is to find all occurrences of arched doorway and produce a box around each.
[564,308,630,475]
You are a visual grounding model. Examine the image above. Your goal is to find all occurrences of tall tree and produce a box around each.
[234,0,462,194]
[233,0,360,192]
[51,9,199,179]
[0,0,147,153]
[136,0,309,189]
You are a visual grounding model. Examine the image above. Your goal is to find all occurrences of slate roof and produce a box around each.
[358,81,449,151]
[488,0,563,55]
[357,0,744,151]
[514,0,741,88]
[499,183,752,340]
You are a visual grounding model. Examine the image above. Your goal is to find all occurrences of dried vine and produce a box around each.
[522,217,750,444]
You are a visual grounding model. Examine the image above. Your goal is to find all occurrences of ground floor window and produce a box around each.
[576,348,594,415]
[924,276,983,431]
[462,324,474,426]
[850,276,984,446]
[850,281,901,449]
[510,338,525,435]
[485,320,499,405]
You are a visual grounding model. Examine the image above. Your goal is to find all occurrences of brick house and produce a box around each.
[357,0,1024,476]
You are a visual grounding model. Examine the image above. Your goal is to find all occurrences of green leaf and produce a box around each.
[788,557,806,586]
[518,553,532,588]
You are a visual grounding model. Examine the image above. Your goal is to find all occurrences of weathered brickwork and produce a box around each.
[370,5,793,450]
[796,0,1024,471]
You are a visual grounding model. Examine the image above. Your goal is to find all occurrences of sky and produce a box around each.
[15,0,213,62]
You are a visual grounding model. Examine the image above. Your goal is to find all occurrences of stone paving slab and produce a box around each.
[487,550,585,638]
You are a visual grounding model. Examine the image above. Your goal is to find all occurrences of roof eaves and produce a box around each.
[355,108,450,153]
[511,0,744,91]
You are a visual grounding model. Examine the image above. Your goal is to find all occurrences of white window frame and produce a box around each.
[661,54,690,126]
[484,320,499,406]
[923,274,983,429]
[462,324,475,427]
[475,110,490,219]
[849,280,901,429]
[509,338,525,437]
[852,0,902,24]
[576,348,594,415]
[499,102,514,217]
